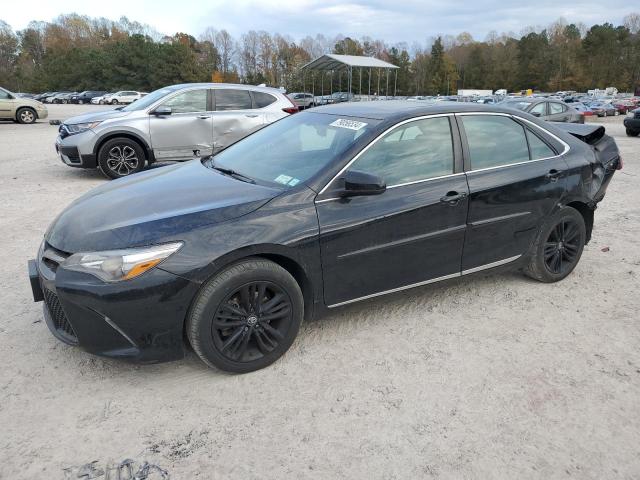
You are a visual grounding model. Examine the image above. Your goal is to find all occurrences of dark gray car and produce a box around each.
[502,99,584,123]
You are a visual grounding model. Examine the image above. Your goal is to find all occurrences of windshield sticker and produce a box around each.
[274,174,293,185]
[288,178,300,186]
[330,118,368,131]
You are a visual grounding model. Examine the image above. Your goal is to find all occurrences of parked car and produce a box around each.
[0,86,48,123]
[30,101,621,372]
[612,100,635,114]
[71,91,107,104]
[624,108,640,136]
[289,92,315,109]
[91,94,109,105]
[319,92,355,104]
[55,83,298,179]
[585,102,610,117]
[34,92,54,102]
[572,103,594,117]
[103,91,143,105]
[502,98,584,123]
[47,92,76,104]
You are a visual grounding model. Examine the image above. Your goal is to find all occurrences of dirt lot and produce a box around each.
[0,105,639,479]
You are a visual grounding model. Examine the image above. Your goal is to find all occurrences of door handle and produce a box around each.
[197,115,211,119]
[440,191,467,205]
[545,169,563,182]
[245,114,259,118]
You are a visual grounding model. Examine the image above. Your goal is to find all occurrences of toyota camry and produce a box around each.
[29,101,621,373]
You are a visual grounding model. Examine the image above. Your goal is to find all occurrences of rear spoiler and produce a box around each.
[550,122,605,145]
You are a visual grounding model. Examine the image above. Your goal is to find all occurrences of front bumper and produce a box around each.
[28,243,201,363]
[55,131,98,168]
[36,108,48,120]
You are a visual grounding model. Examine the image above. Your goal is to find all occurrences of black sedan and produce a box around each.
[29,102,621,373]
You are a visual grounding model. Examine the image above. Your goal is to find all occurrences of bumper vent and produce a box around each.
[43,287,78,344]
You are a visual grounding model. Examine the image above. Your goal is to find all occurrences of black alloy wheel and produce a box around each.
[543,219,581,275]
[187,258,304,373]
[212,281,293,363]
[97,137,146,179]
[524,206,586,283]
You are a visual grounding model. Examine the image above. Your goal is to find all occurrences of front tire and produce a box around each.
[524,206,586,283]
[111,99,119,105]
[626,128,640,137]
[97,137,145,179]
[187,259,304,373]
[16,107,36,124]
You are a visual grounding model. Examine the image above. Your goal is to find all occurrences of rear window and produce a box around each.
[253,91,277,108]
[215,89,253,111]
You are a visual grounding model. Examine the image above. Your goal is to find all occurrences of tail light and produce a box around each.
[282,96,299,114]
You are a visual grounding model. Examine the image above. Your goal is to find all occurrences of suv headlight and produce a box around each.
[63,242,183,282]
[65,121,103,134]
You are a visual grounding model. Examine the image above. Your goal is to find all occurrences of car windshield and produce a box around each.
[121,87,177,111]
[206,112,379,188]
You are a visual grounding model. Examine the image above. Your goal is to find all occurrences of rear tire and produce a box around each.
[524,206,586,283]
[626,128,640,137]
[187,258,304,373]
[16,107,36,124]
[97,137,146,179]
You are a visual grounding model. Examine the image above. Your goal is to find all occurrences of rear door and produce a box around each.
[149,88,213,160]
[316,115,469,306]
[458,113,567,271]
[212,88,265,152]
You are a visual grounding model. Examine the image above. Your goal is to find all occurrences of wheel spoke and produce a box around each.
[261,322,284,341]
[260,306,291,322]
[220,303,247,318]
[221,326,245,352]
[254,329,274,353]
[261,293,285,314]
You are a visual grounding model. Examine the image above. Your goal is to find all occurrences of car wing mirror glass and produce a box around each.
[340,170,386,197]
[531,111,542,117]
[152,106,172,116]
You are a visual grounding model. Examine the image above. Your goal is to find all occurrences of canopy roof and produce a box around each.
[302,54,398,71]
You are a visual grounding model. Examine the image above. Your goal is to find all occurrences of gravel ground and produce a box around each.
[0,105,639,479]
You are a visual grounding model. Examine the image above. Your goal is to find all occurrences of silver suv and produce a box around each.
[55,83,299,179]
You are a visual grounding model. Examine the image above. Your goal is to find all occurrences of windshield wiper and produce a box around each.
[209,161,256,184]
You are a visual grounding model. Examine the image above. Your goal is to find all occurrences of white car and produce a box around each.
[91,95,106,105]
[103,91,143,105]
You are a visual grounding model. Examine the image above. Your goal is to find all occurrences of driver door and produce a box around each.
[149,88,214,161]
[316,116,468,306]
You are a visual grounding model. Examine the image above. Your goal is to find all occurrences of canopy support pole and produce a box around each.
[394,70,398,97]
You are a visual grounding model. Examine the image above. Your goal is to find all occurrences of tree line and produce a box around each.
[0,13,639,95]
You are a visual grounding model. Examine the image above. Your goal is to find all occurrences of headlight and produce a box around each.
[63,242,183,282]
[65,121,103,134]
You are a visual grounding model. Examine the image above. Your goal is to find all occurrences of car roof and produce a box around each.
[168,83,284,94]
[310,100,526,121]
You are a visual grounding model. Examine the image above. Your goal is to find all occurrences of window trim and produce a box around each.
[456,112,569,174]
[316,113,458,198]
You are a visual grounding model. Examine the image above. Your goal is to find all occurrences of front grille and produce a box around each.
[43,287,78,343]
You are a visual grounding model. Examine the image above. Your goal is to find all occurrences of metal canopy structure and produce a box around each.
[301,54,399,101]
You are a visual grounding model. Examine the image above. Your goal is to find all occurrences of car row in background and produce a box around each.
[501,98,584,123]
[31,90,147,105]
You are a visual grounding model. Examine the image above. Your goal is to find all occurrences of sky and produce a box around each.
[1,0,637,44]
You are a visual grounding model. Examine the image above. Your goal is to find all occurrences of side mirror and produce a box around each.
[530,111,542,117]
[152,106,172,116]
[340,170,386,197]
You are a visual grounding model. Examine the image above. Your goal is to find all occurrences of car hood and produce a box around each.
[64,109,131,125]
[46,160,282,253]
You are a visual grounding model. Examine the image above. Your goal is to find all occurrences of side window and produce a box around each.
[462,115,529,169]
[527,129,556,160]
[0,90,10,100]
[549,102,565,114]
[215,89,253,111]
[530,103,546,116]
[348,117,454,186]
[160,89,207,113]
[253,91,277,108]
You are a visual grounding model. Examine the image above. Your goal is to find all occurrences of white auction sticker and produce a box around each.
[330,118,368,131]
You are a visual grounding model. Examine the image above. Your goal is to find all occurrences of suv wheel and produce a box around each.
[16,108,37,124]
[187,258,304,373]
[626,128,639,137]
[97,138,146,179]
[524,206,586,283]
[111,99,119,105]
